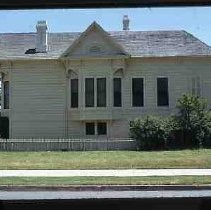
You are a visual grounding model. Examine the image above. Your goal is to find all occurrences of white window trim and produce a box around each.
[96,121,107,136]
[85,121,108,136]
[113,76,123,108]
[191,76,201,97]
[84,76,95,108]
[84,77,107,108]
[131,76,145,108]
[85,121,95,135]
[156,76,169,107]
[69,78,79,109]
[96,76,107,108]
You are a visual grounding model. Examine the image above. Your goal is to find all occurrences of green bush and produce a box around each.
[130,115,173,150]
[175,94,211,148]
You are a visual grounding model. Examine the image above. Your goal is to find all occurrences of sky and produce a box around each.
[0,7,211,45]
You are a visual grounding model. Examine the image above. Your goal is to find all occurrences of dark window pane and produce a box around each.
[71,79,78,108]
[132,78,144,107]
[86,122,95,135]
[4,81,9,109]
[157,78,169,106]
[85,78,94,107]
[97,122,107,135]
[113,78,122,107]
[97,78,106,107]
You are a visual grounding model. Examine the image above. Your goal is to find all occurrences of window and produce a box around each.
[192,76,201,97]
[97,122,107,135]
[85,78,94,107]
[132,78,144,107]
[113,78,122,107]
[70,79,78,108]
[4,81,9,109]
[157,77,169,106]
[85,122,107,135]
[86,122,95,135]
[97,78,106,107]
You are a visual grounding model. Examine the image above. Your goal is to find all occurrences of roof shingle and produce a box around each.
[0,30,211,59]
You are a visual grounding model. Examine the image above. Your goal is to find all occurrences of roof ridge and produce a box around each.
[0,30,186,35]
[0,32,36,35]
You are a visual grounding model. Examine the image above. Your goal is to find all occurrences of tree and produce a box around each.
[175,94,211,147]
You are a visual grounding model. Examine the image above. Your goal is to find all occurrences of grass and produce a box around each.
[0,176,211,186]
[0,149,210,169]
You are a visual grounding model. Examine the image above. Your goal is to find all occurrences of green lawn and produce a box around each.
[0,149,210,169]
[0,176,211,186]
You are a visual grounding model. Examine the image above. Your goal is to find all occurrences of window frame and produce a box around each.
[97,77,107,107]
[97,122,107,135]
[85,77,95,107]
[85,121,107,136]
[84,76,107,108]
[113,77,122,107]
[85,122,95,135]
[131,76,144,107]
[191,76,201,97]
[157,76,169,107]
[70,78,79,108]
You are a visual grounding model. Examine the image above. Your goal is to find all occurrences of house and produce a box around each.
[0,16,211,140]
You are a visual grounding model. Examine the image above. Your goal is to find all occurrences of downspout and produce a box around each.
[60,59,68,139]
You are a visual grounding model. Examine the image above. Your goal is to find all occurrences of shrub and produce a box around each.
[130,115,173,150]
[174,94,211,148]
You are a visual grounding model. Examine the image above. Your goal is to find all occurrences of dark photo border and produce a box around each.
[1,0,211,9]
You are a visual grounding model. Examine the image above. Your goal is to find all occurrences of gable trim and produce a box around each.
[60,21,129,58]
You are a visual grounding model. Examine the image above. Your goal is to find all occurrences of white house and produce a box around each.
[0,17,211,140]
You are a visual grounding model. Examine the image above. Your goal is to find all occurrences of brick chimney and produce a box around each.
[36,20,48,53]
[123,15,130,31]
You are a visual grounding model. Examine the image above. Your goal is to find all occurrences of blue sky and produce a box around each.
[0,7,211,45]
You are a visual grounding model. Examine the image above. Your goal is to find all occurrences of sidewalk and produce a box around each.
[0,169,211,177]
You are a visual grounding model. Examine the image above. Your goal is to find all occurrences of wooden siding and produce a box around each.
[2,56,211,139]
[10,60,66,138]
[68,57,211,139]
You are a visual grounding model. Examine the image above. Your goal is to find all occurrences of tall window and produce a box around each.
[70,79,78,108]
[192,76,201,97]
[97,78,106,107]
[113,78,122,107]
[85,78,94,107]
[132,78,144,107]
[4,81,9,109]
[157,77,169,106]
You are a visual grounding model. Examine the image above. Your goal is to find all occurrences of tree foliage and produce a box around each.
[175,94,211,147]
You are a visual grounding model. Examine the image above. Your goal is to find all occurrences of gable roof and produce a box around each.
[0,27,211,60]
[61,21,129,58]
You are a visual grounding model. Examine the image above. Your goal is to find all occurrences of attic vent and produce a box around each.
[89,45,101,53]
